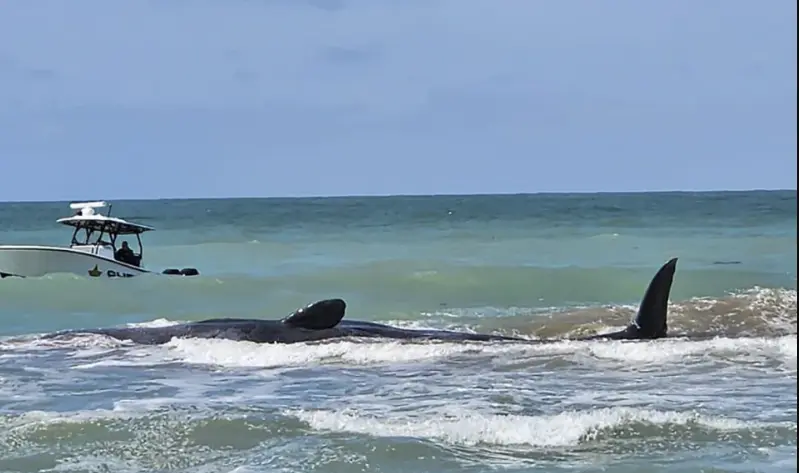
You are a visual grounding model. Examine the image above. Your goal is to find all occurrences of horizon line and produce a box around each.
[1,187,796,205]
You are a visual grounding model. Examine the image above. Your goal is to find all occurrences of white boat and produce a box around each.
[0,201,199,279]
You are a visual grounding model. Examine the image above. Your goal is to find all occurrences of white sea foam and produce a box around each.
[290,405,792,448]
[125,318,184,328]
[3,402,792,454]
[163,335,796,371]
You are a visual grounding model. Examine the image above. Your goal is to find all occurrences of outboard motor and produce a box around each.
[161,268,200,276]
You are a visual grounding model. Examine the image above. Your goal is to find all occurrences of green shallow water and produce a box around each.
[0,191,796,472]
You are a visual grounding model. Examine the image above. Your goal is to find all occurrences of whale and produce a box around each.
[45,258,679,345]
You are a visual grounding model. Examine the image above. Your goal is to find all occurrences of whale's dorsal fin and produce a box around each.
[282,299,347,330]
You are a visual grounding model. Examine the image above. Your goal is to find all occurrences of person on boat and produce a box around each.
[115,241,137,266]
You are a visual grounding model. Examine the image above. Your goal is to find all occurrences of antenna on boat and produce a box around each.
[69,201,108,217]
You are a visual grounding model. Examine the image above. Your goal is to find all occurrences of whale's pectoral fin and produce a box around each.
[629,257,677,339]
[282,298,347,330]
[577,258,677,341]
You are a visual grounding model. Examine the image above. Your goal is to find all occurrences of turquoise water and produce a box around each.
[0,191,796,472]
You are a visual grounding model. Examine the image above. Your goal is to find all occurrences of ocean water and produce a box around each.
[0,191,796,473]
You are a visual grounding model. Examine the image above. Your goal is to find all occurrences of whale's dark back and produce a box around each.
[43,259,679,345]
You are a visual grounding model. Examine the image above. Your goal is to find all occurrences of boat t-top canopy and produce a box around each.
[56,201,154,235]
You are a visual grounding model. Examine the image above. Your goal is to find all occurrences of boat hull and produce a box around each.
[0,245,150,278]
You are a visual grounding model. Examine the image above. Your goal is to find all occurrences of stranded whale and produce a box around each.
[48,258,679,345]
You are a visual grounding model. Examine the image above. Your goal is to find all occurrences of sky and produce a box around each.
[0,0,796,202]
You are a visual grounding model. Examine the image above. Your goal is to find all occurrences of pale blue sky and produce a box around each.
[0,0,796,202]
